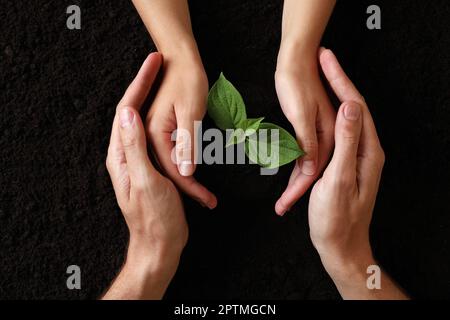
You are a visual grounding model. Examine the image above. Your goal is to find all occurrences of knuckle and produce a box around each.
[133,178,149,196]
[105,156,113,172]
[341,121,359,144]
[300,138,319,153]
[177,106,204,123]
[122,135,138,150]
[105,150,115,172]
[288,107,309,123]
[331,174,353,190]
[342,133,359,147]
[366,144,385,169]
[376,146,386,167]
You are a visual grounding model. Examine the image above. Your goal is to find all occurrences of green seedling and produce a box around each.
[208,73,304,169]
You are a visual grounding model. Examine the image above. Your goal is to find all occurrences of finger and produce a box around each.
[281,103,319,176]
[106,114,123,182]
[319,48,365,105]
[357,103,385,198]
[148,116,217,209]
[319,48,385,196]
[118,108,158,184]
[174,106,205,177]
[117,52,162,111]
[326,101,363,186]
[275,76,319,176]
[295,116,319,176]
[275,111,335,216]
[106,114,130,202]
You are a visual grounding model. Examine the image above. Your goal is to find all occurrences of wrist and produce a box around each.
[320,251,377,287]
[126,238,181,286]
[279,37,318,61]
[277,40,319,74]
[158,38,204,69]
[119,258,171,300]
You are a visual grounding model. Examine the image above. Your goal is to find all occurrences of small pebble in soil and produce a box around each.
[4,45,13,57]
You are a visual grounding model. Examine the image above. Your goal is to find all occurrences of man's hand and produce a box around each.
[103,53,188,300]
[308,48,408,300]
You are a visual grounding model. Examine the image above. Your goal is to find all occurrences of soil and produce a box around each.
[0,0,449,299]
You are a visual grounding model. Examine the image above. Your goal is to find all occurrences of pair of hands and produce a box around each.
[143,40,336,216]
[103,48,387,299]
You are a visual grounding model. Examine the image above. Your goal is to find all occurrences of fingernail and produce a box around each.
[207,197,217,210]
[301,160,316,176]
[344,103,360,121]
[275,202,286,216]
[119,109,134,128]
[179,160,192,177]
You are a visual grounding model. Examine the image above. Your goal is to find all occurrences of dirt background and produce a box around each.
[0,0,449,299]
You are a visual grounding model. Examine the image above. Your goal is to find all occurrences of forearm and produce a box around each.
[324,255,409,300]
[102,261,167,300]
[280,0,336,62]
[131,0,201,62]
[101,241,180,300]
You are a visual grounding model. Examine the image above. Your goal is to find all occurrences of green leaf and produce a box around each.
[207,73,247,130]
[237,117,265,136]
[245,122,304,169]
[245,137,260,165]
[226,117,264,148]
[225,128,246,147]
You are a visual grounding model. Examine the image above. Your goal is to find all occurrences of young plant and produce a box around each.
[207,73,304,169]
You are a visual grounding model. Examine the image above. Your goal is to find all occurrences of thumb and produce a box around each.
[118,107,156,181]
[327,101,363,183]
[291,117,318,176]
[175,113,199,177]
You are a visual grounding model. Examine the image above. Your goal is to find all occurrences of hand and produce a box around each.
[309,48,408,299]
[146,52,218,209]
[275,45,335,216]
[104,53,188,299]
[308,48,383,277]
[307,49,410,300]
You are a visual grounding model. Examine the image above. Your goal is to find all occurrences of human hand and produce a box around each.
[275,45,336,216]
[104,53,188,299]
[308,48,385,283]
[146,52,217,209]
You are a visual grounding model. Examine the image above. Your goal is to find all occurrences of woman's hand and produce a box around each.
[275,45,335,216]
[132,0,217,209]
[104,53,188,299]
[274,0,336,215]
[146,53,217,209]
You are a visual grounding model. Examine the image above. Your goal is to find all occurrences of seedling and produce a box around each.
[208,73,304,169]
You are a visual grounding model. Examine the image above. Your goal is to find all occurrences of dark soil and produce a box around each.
[1,0,449,299]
